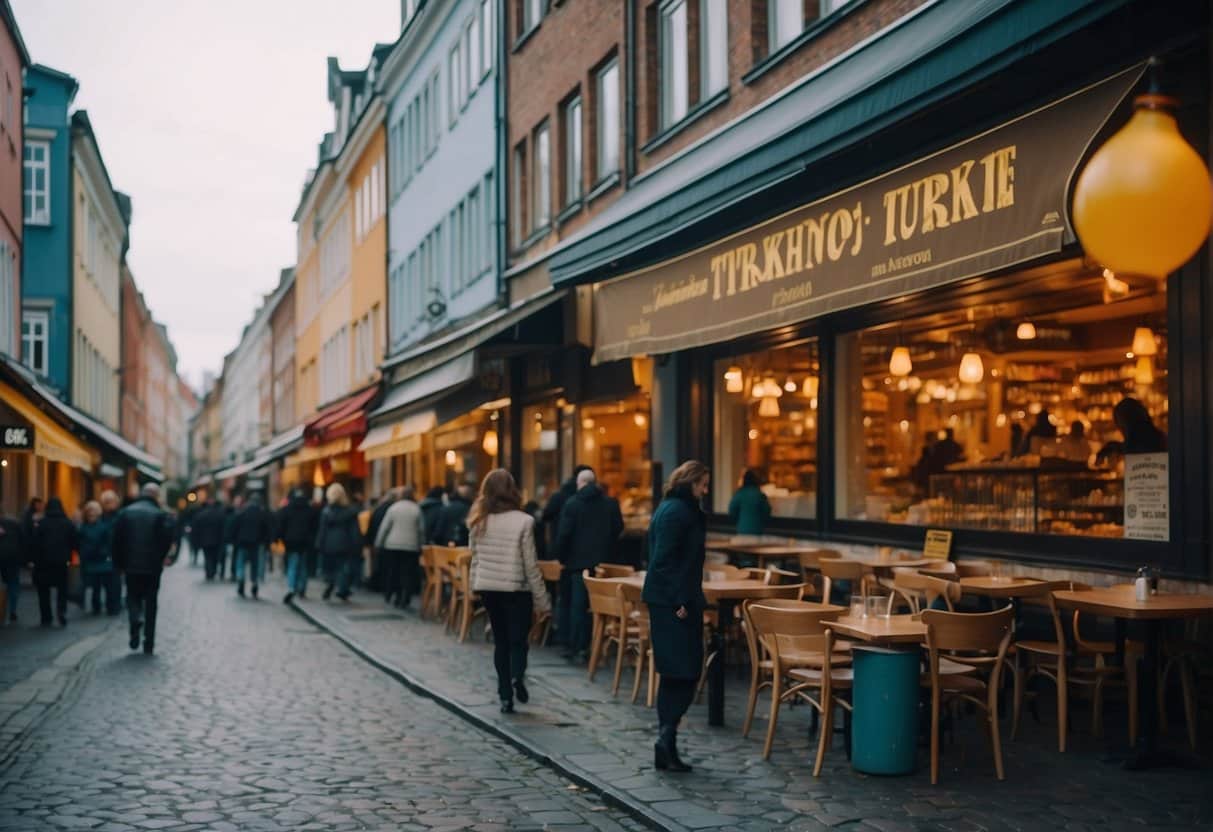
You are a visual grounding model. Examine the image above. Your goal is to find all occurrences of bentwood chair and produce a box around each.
[619,581,657,706]
[595,563,636,579]
[584,573,641,694]
[529,560,565,645]
[446,549,484,643]
[921,605,1015,784]
[817,559,873,606]
[745,602,853,774]
[887,569,961,615]
[421,546,456,620]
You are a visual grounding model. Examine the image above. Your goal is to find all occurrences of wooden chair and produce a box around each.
[955,560,994,578]
[707,564,753,581]
[421,546,456,620]
[817,559,873,605]
[886,569,961,615]
[763,567,801,585]
[584,573,641,694]
[446,549,484,643]
[595,563,636,579]
[528,560,565,645]
[619,582,657,706]
[921,605,1015,784]
[745,602,852,775]
[1009,582,1138,752]
[796,549,843,581]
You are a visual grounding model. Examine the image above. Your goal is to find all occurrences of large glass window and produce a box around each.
[660,0,689,128]
[580,392,652,531]
[714,340,819,520]
[834,263,1169,540]
[521,403,561,505]
[532,121,551,229]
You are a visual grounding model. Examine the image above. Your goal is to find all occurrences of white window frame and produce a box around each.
[449,43,463,126]
[24,141,50,225]
[533,121,551,230]
[700,0,728,98]
[595,60,620,181]
[480,0,494,78]
[23,310,50,375]
[523,0,544,33]
[467,16,481,95]
[564,96,583,206]
[660,0,689,129]
[769,0,803,53]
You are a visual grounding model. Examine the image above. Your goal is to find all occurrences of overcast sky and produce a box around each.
[12,0,399,388]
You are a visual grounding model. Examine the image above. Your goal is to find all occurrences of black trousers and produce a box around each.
[657,677,697,728]
[381,549,422,604]
[481,591,533,700]
[202,546,221,580]
[34,567,67,624]
[126,573,162,648]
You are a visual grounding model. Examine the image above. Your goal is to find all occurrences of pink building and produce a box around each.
[0,2,28,360]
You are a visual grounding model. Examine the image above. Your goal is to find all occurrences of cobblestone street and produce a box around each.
[0,562,646,832]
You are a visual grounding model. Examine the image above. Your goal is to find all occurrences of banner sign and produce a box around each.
[593,68,1142,362]
[0,425,33,451]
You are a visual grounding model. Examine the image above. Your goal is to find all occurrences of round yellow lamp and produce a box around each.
[1073,91,1213,280]
[888,346,912,377]
[958,352,984,384]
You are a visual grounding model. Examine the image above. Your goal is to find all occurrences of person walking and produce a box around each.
[432,483,473,546]
[233,493,273,599]
[364,489,399,593]
[78,501,119,615]
[727,470,772,536]
[418,487,445,543]
[643,461,710,773]
[32,498,76,627]
[541,464,590,648]
[374,485,426,609]
[554,469,623,660]
[468,469,550,714]
[277,489,318,604]
[315,483,362,601]
[99,491,124,608]
[221,495,242,581]
[192,498,226,581]
[0,510,25,623]
[112,484,176,654]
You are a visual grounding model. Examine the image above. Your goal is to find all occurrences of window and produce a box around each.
[483,171,494,271]
[660,0,689,128]
[480,0,494,77]
[449,43,463,125]
[429,71,442,147]
[512,141,527,244]
[595,59,619,180]
[23,142,50,224]
[0,244,11,357]
[769,0,803,52]
[833,265,1168,541]
[467,17,481,93]
[563,96,583,206]
[820,0,850,15]
[700,0,728,97]
[532,122,551,230]
[522,0,543,34]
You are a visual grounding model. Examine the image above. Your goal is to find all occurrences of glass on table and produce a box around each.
[991,560,1007,582]
[850,597,866,619]
[865,595,886,618]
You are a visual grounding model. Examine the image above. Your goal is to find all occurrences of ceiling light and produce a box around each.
[723,365,743,394]
[758,396,780,418]
[1016,322,1037,340]
[888,346,912,377]
[1131,326,1158,357]
[784,377,797,393]
[958,352,984,384]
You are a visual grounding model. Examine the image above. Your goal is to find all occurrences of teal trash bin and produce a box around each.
[850,645,920,775]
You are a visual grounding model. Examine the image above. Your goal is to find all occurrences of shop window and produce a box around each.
[714,340,819,521]
[521,403,561,504]
[580,392,652,530]
[833,264,1169,541]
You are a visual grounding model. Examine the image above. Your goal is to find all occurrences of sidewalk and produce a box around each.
[292,588,1211,832]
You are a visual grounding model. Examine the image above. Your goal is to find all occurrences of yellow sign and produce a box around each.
[923,529,954,560]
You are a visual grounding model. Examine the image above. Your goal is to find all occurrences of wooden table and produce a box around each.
[958,575,1045,598]
[719,543,823,568]
[1054,586,1213,769]
[825,613,927,644]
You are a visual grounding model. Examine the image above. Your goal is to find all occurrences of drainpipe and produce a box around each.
[495,0,509,309]
[625,0,636,183]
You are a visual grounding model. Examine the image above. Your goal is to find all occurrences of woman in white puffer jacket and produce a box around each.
[468,469,551,713]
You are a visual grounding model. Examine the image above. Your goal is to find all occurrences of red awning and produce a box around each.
[304,385,380,445]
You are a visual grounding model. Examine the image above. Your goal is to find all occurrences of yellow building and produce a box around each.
[288,50,388,495]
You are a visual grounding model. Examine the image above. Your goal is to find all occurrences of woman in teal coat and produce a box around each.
[78,501,118,615]
[727,470,771,535]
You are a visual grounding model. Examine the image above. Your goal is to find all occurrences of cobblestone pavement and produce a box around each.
[293,587,1213,832]
[0,562,649,832]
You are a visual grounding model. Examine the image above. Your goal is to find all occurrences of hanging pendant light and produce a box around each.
[888,346,912,377]
[1134,356,1155,385]
[758,396,780,418]
[482,429,499,457]
[1016,322,1037,340]
[1073,62,1213,280]
[1131,326,1158,357]
[802,375,818,397]
[958,352,985,384]
[784,376,797,393]
[723,365,743,394]
[444,449,457,466]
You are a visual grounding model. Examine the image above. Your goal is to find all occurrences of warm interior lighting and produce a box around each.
[444,449,457,466]
[784,376,797,393]
[1016,322,1037,340]
[801,375,819,397]
[1134,356,1155,385]
[723,365,744,393]
[888,346,912,377]
[1103,268,1130,296]
[758,396,781,418]
[1131,326,1158,357]
[958,352,985,384]
[582,417,595,430]
[631,355,653,391]
[481,429,499,457]
[633,411,648,428]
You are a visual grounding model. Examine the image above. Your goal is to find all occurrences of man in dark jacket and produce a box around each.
[543,465,591,648]
[555,470,624,659]
[432,483,473,547]
[192,499,226,581]
[113,484,176,653]
[233,493,273,599]
[364,489,399,592]
[277,489,318,604]
[220,495,242,581]
[0,512,24,623]
[32,498,75,627]
[418,487,445,544]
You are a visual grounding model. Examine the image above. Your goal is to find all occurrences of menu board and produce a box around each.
[1123,453,1169,542]
[924,529,954,560]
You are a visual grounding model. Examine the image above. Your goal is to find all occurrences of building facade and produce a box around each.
[0,1,27,360]
[270,268,296,435]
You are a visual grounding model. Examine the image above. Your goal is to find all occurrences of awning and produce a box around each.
[193,474,214,487]
[382,288,564,379]
[304,385,379,445]
[358,410,437,461]
[371,352,475,422]
[0,379,97,472]
[215,460,254,481]
[135,462,165,483]
[98,463,124,478]
[284,437,353,467]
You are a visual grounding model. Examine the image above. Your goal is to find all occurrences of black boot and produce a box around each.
[129,622,141,650]
[654,725,691,772]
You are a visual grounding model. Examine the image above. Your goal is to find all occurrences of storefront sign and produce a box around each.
[593,68,1143,362]
[1124,453,1169,542]
[0,425,33,451]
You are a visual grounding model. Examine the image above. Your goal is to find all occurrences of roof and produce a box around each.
[0,0,31,66]
[70,111,129,232]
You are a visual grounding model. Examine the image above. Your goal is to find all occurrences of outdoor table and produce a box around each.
[1053,586,1213,770]
[825,613,928,644]
[957,575,1046,621]
[722,544,821,568]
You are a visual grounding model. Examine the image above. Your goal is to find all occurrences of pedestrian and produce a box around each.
[542,465,591,648]
[20,496,43,544]
[315,483,362,601]
[432,483,473,547]
[112,483,177,654]
[365,489,399,592]
[99,491,124,607]
[221,495,242,581]
[0,510,25,623]
[467,469,550,714]
[643,460,710,773]
[374,485,426,609]
[192,498,226,580]
[233,493,273,599]
[727,469,772,536]
[277,488,318,604]
[554,469,623,661]
[32,497,76,627]
[78,500,119,615]
[418,486,445,543]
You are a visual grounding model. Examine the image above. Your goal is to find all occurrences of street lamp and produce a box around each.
[1072,60,1213,280]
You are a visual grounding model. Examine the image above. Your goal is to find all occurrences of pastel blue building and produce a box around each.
[21,64,78,395]
[381,0,499,353]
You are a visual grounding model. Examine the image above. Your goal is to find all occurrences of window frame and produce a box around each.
[594,58,620,182]
[563,95,583,207]
[699,0,728,99]
[768,0,804,54]
[24,140,50,225]
[659,0,690,130]
[532,120,551,231]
